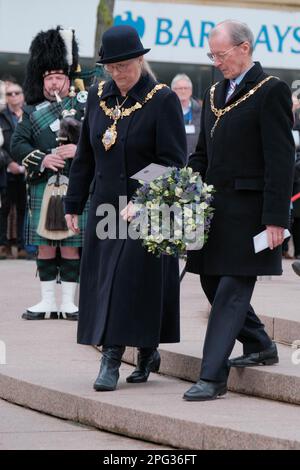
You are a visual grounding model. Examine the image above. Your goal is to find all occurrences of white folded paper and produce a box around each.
[130,163,169,183]
[253,229,290,254]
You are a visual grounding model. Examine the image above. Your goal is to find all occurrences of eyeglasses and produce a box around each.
[207,42,244,62]
[173,86,192,91]
[6,91,22,97]
[104,60,135,74]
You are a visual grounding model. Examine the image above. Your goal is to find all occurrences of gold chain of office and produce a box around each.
[97,80,167,151]
[209,75,278,138]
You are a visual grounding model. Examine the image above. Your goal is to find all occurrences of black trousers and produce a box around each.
[0,177,26,248]
[292,217,300,257]
[199,275,273,382]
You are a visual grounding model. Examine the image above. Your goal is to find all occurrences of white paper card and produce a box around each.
[130,163,169,183]
[49,119,60,133]
[253,229,290,254]
[185,124,196,135]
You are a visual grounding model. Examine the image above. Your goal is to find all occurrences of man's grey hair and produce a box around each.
[171,74,193,90]
[210,20,254,55]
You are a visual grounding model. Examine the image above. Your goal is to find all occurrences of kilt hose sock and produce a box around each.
[36,258,58,281]
[59,258,80,283]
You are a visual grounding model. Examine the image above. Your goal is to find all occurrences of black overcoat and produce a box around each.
[65,73,187,346]
[186,62,295,276]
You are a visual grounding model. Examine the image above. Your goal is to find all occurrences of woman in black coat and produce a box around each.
[65,25,187,391]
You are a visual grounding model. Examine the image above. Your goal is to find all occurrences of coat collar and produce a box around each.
[214,62,266,108]
[100,73,158,104]
[0,106,15,128]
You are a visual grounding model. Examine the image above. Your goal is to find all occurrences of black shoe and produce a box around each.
[126,348,161,383]
[22,311,59,320]
[93,346,125,391]
[292,261,300,277]
[64,312,79,321]
[183,379,227,401]
[229,342,278,368]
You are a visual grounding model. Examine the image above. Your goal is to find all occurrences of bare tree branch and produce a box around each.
[94,0,115,61]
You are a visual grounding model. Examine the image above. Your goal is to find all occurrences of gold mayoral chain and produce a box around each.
[209,75,277,138]
[98,81,167,151]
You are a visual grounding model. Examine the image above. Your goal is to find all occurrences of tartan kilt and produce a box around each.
[25,180,89,246]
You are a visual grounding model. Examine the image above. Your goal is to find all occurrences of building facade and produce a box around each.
[1,0,300,96]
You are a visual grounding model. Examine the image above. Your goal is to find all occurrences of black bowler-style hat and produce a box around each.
[98,25,150,64]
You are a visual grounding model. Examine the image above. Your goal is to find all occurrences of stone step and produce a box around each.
[1,259,300,449]
[1,332,300,450]
[122,330,300,406]
[123,344,300,404]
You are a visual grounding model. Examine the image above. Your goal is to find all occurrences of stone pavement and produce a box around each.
[0,259,300,450]
[0,399,171,450]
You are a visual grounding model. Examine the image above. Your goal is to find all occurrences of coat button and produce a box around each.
[97,172,102,178]
[120,173,125,180]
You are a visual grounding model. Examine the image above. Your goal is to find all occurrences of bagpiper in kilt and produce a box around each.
[11,26,89,321]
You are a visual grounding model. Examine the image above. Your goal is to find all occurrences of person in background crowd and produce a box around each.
[291,96,300,261]
[184,20,294,401]
[282,95,300,260]
[171,74,201,156]
[0,80,27,259]
[0,80,6,111]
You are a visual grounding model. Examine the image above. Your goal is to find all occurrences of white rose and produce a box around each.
[175,187,183,197]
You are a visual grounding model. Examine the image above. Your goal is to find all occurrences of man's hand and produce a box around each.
[55,144,77,160]
[266,225,285,250]
[43,153,65,172]
[65,214,80,234]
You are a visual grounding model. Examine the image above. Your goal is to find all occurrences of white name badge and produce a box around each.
[49,119,60,133]
[185,124,196,135]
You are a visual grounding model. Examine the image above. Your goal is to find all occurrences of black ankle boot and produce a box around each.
[126,348,161,383]
[93,345,125,391]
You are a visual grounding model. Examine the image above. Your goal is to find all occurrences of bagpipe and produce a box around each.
[37,92,83,241]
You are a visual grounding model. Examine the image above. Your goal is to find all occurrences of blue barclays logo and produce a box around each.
[114,11,145,38]
[114,11,300,55]
[155,19,300,54]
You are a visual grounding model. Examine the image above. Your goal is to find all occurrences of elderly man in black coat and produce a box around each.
[184,20,295,401]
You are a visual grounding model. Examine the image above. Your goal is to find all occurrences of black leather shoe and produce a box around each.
[22,311,59,320]
[126,348,161,383]
[93,346,125,391]
[183,379,227,401]
[229,342,278,368]
[292,261,300,277]
[65,312,79,321]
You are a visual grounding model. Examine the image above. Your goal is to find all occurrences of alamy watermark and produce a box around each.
[0,340,6,365]
[291,340,300,365]
[95,196,205,245]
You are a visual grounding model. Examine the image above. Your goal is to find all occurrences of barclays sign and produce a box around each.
[114,0,300,69]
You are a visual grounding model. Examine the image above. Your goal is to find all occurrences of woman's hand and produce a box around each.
[65,214,80,233]
[55,144,77,160]
[120,201,136,222]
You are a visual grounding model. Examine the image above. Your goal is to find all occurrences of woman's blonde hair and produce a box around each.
[140,57,157,81]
